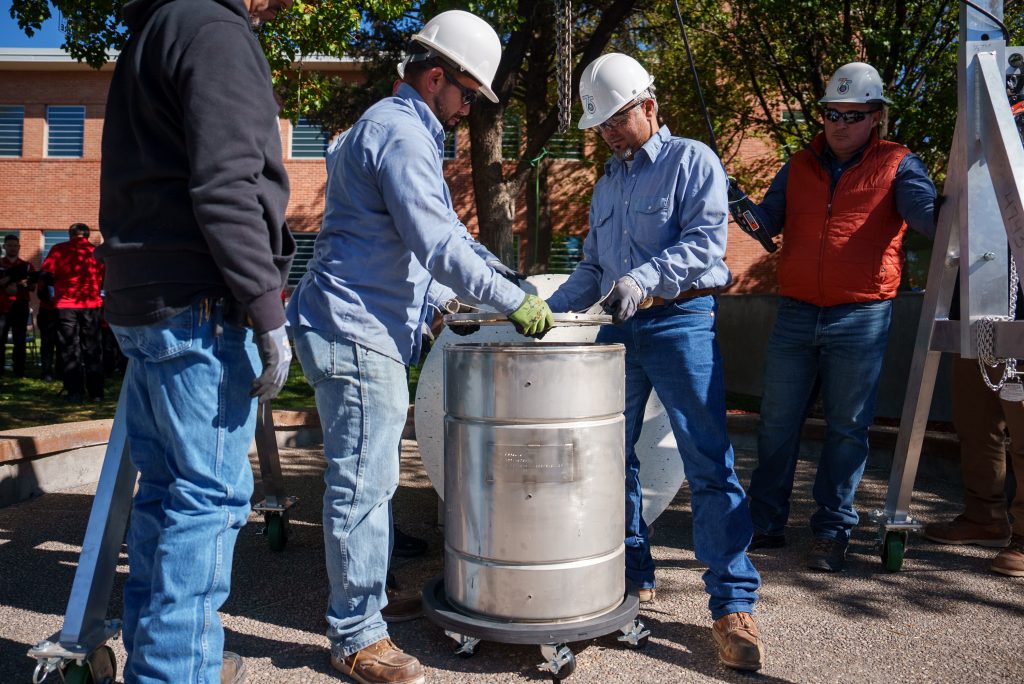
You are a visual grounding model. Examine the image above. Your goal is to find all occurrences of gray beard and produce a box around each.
[615,146,634,161]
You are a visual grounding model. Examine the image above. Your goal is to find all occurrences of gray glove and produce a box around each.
[603,276,645,325]
[251,325,292,404]
[487,259,525,285]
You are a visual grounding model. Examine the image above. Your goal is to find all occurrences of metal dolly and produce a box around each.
[422,577,649,682]
[872,3,1024,570]
[27,384,296,683]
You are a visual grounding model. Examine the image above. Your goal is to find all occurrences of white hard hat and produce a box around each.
[819,62,892,105]
[577,53,655,129]
[398,10,502,103]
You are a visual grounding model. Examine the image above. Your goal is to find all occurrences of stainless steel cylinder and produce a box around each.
[443,342,626,623]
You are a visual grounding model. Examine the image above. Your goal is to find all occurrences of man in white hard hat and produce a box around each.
[287,10,552,683]
[744,62,936,572]
[547,52,766,672]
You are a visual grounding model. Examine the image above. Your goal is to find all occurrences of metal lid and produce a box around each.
[444,312,611,327]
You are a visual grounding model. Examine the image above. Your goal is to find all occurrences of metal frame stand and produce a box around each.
[422,577,649,682]
[872,0,1024,570]
[27,378,296,682]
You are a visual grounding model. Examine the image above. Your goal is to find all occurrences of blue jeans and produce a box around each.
[747,297,893,544]
[112,300,258,684]
[292,327,407,657]
[597,296,760,619]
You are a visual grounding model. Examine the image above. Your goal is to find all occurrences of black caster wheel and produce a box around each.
[881,530,907,572]
[62,645,117,684]
[551,649,575,681]
[264,511,289,552]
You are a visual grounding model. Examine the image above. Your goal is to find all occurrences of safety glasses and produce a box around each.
[822,107,878,124]
[598,99,647,131]
[441,69,479,106]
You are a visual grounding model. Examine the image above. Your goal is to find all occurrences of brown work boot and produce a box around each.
[991,535,1024,577]
[712,612,765,671]
[221,651,247,684]
[923,515,1011,548]
[330,639,425,684]
[382,574,423,623]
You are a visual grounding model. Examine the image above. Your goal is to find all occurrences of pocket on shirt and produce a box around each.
[630,196,671,241]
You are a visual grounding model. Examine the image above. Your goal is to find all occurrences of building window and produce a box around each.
[502,113,521,160]
[42,230,69,261]
[287,232,318,288]
[548,234,582,274]
[0,106,24,157]
[443,130,457,160]
[291,117,328,158]
[780,109,806,123]
[46,105,85,158]
[548,130,584,160]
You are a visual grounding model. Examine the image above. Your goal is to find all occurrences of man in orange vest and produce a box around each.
[744,62,936,572]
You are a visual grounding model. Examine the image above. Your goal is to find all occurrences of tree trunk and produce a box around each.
[525,157,553,273]
[468,102,518,268]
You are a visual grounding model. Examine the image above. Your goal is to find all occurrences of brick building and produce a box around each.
[0,47,778,296]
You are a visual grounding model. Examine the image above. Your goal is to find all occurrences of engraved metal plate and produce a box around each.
[486,443,575,483]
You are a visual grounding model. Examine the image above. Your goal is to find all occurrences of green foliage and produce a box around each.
[639,0,1024,191]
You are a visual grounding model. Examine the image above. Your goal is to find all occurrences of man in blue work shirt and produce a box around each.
[286,10,552,684]
[546,53,765,673]
[743,62,936,573]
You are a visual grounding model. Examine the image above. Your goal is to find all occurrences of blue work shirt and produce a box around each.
[286,84,525,365]
[548,126,731,313]
[752,141,936,240]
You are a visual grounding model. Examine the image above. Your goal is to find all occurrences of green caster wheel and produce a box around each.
[62,645,117,684]
[881,531,907,572]
[265,511,289,552]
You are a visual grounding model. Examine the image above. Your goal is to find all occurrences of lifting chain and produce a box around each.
[554,0,573,134]
[976,256,1019,393]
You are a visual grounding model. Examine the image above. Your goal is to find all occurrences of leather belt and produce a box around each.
[643,287,721,308]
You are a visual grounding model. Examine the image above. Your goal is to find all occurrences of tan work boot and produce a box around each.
[923,515,1011,548]
[991,535,1024,577]
[330,638,425,684]
[221,651,247,684]
[638,587,656,603]
[712,612,765,671]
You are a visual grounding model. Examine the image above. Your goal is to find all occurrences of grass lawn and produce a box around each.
[0,340,429,430]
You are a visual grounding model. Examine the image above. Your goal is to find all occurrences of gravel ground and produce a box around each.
[1,437,1022,683]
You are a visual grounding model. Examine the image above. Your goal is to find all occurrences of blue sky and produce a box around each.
[0,11,64,48]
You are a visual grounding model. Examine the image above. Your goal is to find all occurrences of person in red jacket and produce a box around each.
[743,63,937,572]
[40,223,105,401]
[0,234,34,377]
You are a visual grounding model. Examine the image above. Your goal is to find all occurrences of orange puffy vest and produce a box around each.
[779,132,910,307]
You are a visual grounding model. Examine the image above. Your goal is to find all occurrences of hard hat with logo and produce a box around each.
[397,10,502,103]
[819,62,892,105]
[577,53,655,129]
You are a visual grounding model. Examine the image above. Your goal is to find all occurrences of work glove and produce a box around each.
[443,298,480,336]
[603,276,645,325]
[508,294,555,338]
[487,259,525,285]
[251,325,292,404]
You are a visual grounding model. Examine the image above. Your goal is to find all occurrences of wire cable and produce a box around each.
[671,0,719,156]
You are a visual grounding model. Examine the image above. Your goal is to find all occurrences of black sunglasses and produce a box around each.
[822,107,878,124]
[441,68,479,106]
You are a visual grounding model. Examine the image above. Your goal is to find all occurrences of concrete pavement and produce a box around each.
[1,436,1022,683]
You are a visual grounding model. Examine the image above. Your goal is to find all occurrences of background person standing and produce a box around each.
[0,234,33,377]
[40,223,105,401]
